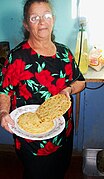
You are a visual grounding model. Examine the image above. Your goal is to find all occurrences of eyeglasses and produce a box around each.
[29,13,53,24]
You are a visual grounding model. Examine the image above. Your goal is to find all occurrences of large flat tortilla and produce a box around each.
[36,94,71,121]
[17,112,54,134]
[17,94,71,134]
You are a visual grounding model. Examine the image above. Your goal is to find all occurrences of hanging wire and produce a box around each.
[86,83,104,90]
[78,25,83,67]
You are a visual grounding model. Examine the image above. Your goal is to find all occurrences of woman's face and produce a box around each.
[24,2,55,41]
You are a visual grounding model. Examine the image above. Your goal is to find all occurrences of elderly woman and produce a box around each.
[0,0,85,178]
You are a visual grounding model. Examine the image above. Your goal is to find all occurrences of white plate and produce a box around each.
[8,105,65,140]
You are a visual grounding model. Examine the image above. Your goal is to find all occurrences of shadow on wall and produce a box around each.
[1,10,23,49]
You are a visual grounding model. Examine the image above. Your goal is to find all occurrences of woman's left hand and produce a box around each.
[59,81,85,99]
[59,87,71,99]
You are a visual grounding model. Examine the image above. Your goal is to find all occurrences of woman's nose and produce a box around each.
[38,17,45,24]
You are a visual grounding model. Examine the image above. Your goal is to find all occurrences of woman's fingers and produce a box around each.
[0,113,14,133]
[59,88,71,99]
[3,122,13,133]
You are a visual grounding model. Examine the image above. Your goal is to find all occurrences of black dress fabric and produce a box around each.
[0,41,84,178]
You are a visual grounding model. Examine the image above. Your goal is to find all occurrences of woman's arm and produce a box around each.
[69,80,85,95]
[0,94,10,112]
[0,94,14,133]
[60,80,85,98]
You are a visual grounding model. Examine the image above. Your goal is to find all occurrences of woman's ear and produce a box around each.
[23,21,29,32]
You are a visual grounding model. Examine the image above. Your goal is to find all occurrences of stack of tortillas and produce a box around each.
[17,94,71,134]
[17,112,54,134]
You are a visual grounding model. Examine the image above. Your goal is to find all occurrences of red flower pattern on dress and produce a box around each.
[22,42,37,55]
[19,83,32,100]
[31,49,37,55]
[35,69,66,95]
[22,42,30,49]
[37,141,59,156]
[44,54,56,58]
[66,106,73,137]
[25,139,34,143]
[2,59,34,88]
[16,138,21,150]
[65,52,73,81]
[65,63,73,80]
[8,90,15,97]
[68,52,73,63]
[35,70,54,87]
[47,78,66,95]
[48,84,59,95]
[68,106,72,117]
[66,121,72,137]
[56,78,66,91]
[52,54,56,58]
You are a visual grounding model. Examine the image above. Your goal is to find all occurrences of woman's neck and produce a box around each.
[28,38,56,56]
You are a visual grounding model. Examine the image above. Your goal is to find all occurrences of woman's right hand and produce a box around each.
[0,111,15,133]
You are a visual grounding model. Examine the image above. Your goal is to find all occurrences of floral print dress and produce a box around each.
[0,41,84,156]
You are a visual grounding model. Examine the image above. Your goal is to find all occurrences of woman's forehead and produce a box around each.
[28,2,52,15]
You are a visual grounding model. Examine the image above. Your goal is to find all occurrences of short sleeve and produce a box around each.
[0,51,21,96]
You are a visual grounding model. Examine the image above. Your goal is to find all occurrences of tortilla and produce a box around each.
[17,112,54,134]
[36,94,71,121]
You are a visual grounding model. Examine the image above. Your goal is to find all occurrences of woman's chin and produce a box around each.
[38,30,50,38]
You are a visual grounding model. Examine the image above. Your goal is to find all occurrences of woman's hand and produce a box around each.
[59,87,72,99]
[0,111,15,133]
[59,80,85,98]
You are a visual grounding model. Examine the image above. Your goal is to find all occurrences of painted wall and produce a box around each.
[52,0,78,54]
[0,0,23,49]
